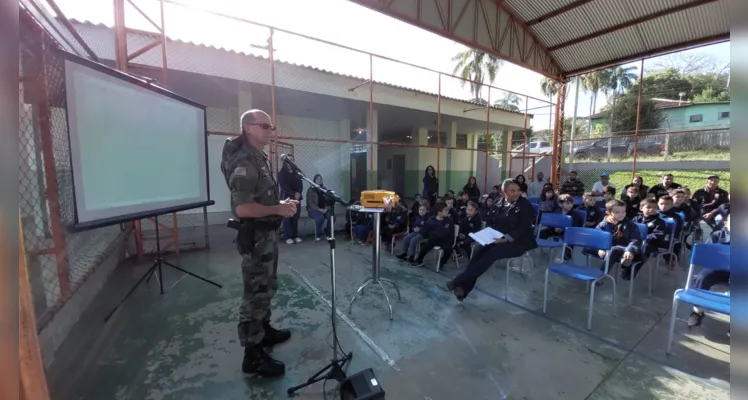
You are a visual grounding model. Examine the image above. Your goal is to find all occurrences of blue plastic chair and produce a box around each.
[543,228,615,330]
[666,243,730,354]
[572,196,583,206]
[531,203,540,233]
[627,222,652,305]
[536,213,572,249]
[528,197,540,205]
[653,218,679,289]
[572,209,587,226]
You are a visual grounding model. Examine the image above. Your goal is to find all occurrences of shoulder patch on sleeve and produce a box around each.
[234,167,247,177]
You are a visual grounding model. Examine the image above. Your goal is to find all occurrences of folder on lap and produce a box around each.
[468,227,505,246]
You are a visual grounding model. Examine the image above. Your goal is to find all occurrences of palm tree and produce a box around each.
[494,92,521,111]
[581,69,612,137]
[540,77,562,134]
[607,65,638,133]
[452,49,503,102]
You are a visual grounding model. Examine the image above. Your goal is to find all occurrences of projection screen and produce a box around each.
[63,53,212,231]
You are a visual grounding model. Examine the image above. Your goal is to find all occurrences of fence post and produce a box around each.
[631,59,645,179]
[36,36,71,299]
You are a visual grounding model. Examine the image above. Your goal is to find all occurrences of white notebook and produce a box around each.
[468,227,505,246]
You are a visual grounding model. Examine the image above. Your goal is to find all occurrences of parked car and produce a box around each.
[571,137,664,160]
[512,140,553,154]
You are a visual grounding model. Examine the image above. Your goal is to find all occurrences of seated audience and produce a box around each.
[621,175,649,202]
[632,198,667,260]
[445,179,537,301]
[539,187,558,213]
[689,214,730,328]
[351,210,373,244]
[648,173,682,200]
[462,176,481,202]
[597,185,616,208]
[306,174,330,241]
[456,201,482,259]
[580,192,604,228]
[622,185,641,220]
[489,185,501,199]
[396,205,429,263]
[455,191,470,215]
[444,196,459,224]
[657,195,683,270]
[409,194,422,223]
[410,202,455,267]
[559,171,585,197]
[479,196,494,220]
[539,194,582,261]
[692,175,729,228]
[382,204,408,246]
[584,199,643,280]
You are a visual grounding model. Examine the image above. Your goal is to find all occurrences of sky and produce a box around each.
[52,0,730,131]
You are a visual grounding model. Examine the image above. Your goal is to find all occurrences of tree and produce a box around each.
[609,95,662,134]
[631,68,692,100]
[653,53,719,75]
[581,69,612,139]
[451,50,503,102]
[494,92,521,111]
[687,72,730,101]
[606,65,638,133]
[692,87,730,103]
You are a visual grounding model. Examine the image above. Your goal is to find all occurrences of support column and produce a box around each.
[367,109,378,188]
[446,122,457,191]
[238,89,253,116]
[500,130,510,180]
[339,119,351,200]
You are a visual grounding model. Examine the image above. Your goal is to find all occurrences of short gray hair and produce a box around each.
[501,178,517,192]
[240,109,267,133]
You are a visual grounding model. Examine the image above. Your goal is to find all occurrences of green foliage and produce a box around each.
[687,72,730,101]
[452,50,503,102]
[609,96,662,133]
[692,87,730,103]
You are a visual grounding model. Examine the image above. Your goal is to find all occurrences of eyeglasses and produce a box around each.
[248,123,276,131]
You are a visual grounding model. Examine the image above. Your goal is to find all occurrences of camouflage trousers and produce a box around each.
[238,229,279,347]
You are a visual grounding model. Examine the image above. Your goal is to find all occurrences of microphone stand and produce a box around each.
[286,166,353,396]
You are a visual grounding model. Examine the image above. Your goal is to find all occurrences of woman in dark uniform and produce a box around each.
[422,165,439,206]
[446,179,538,301]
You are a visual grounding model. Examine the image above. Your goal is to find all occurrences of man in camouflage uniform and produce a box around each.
[221,109,298,377]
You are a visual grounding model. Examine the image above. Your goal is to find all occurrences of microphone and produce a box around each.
[280,154,304,176]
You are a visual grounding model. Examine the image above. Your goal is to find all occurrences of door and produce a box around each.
[350,153,367,201]
[392,155,406,198]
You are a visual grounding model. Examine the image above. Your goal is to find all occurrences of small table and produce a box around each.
[348,207,401,320]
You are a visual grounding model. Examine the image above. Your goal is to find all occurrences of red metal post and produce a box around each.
[484,87,491,191]
[113,0,128,71]
[631,59,645,179]
[550,81,566,186]
[436,73,441,182]
[159,0,168,85]
[369,54,374,189]
[37,36,71,299]
[522,96,529,174]
[269,28,278,176]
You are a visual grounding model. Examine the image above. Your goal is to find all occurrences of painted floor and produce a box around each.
[47,226,730,400]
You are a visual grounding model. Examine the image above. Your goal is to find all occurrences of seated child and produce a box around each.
[539,187,558,213]
[382,204,408,246]
[480,196,494,220]
[689,214,730,328]
[657,195,683,270]
[444,196,459,224]
[409,194,422,223]
[622,186,641,220]
[597,186,616,209]
[671,189,699,230]
[397,205,429,262]
[632,198,667,260]
[580,192,604,228]
[585,199,643,280]
[456,201,481,259]
[352,211,374,244]
[410,202,455,267]
[455,191,470,216]
[489,185,501,199]
[539,194,583,260]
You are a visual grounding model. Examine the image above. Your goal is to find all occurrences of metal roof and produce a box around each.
[351,0,730,79]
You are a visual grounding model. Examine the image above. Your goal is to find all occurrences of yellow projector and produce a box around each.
[360,190,400,208]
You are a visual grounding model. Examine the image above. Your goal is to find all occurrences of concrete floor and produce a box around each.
[47,226,730,400]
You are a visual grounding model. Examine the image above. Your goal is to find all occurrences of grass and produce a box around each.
[575,170,731,193]
[563,149,730,163]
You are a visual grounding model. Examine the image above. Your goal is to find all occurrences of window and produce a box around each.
[689,114,703,123]
[719,111,730,119]
[456,134,468,148]
[427,131,447,146]
[540,142,550,148]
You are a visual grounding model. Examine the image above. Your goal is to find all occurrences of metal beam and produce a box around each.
[525,0,595,26]
[548,0,719,52]
[348,0,564,80]
[565,33,730,76]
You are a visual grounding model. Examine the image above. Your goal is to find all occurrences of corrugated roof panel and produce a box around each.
[639,1,729,51]
[623,0,692,20]
[505,0,578,22]
[533,0,632,48]
[551,35,613,72]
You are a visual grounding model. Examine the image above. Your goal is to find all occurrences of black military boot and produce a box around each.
[242,345,285,377]
[260,322,291,347]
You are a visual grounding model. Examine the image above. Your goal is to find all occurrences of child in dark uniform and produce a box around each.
[622,186,641,220]
[580,192,604,228]
[585,199,643,280]
[410,202,455,267]
[632,198,667,261]
[456,201,482,259]
[397,205,429,263]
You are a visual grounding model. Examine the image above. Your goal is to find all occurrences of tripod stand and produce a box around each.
[104,214,222,322]
[287,172,353,396]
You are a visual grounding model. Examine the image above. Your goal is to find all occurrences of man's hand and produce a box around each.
[623,251,634,261]
[598,250,607,258]
[294,192,301,200]
[414,227,420,232]
[555,228,564,233]
[388,224,395,229]
[493,237,507,244]
[277,200,298,217]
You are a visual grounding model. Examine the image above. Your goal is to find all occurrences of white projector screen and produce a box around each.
[64,55,211,231]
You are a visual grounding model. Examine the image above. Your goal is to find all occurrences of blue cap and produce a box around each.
[600,173,610,178]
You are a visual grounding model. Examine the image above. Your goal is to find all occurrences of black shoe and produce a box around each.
[410,259,424,267]
[397,252,408,260]
[445,280,455,292]
[453,286,466,301]
[407,255,414,263]
[260,323,291,347]
[620,268,632,281]
[688,311,704,328]
[242,345,286,377]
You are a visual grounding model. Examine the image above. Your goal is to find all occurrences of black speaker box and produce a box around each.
[340,368,385,400]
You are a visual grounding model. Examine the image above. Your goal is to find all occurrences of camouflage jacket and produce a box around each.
[220,135,280,222]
